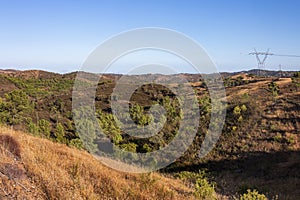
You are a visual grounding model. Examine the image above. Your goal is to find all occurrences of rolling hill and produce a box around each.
[0,69,299,199]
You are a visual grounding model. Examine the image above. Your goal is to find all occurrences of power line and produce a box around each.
[249,48,300,76]
[249,49,272,70]
[273,54,300,58]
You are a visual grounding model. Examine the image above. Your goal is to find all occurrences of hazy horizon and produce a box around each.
[1,67,299,76]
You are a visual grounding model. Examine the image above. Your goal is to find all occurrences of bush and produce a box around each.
[241,104,247,112]
[240,189,267,200]
[38,119,51,138]
[26,118,39,135]
[268,81,279,96]
[76,119,97,153]
[194,177,216,199]
[142,143,152,152]
[112,133,123,145]
[175,170,216,199]
[233,106,241,115]
[69,138,84,149]
[120,143,138,153]
[55,122,67,144]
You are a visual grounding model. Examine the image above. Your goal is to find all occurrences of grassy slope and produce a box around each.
[0,126,197,200]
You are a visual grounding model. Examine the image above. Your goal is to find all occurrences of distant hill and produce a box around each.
[0,68,298,78]
[221,69,297,78]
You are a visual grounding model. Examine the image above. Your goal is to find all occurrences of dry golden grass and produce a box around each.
[0,126,196,200]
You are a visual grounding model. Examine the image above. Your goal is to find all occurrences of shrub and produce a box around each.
[55,122,67,144]
[38,119,51,138]
[112,133,123,145]
[232,126,237,132]
[26,118,39,135]
[268,81,279,96]
[238,115,243,123]
[69,138,84,150]
[175,170,216,199]
[233,106,241,115]
[142,143,152,152]
[240,189,267,200]
[241,104,247,112]
[120,143,138,153]
[76,119,97,153]
[194,177,216,199]
[198,95,212,116]
[273,133,282,143]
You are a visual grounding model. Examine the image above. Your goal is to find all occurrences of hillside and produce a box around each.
[0,69,299,199]
[0,126,199,199]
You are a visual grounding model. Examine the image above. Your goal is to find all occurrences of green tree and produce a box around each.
[96,110,122,142]
[130,104,145,124]
[76,119,97,153]
[0,90,33,125]
[55,122,67,144]
[73,106,98,153]
[38,119,51,138]
[26,118,39,135]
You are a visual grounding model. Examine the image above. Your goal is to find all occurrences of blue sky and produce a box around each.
[0,0,299,73]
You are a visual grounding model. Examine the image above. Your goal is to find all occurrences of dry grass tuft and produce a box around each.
[0,134,21,158]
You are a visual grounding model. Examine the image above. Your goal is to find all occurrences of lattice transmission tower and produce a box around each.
[249,48,300,76]
[249,49,273,70]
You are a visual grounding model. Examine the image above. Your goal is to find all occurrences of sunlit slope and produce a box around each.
[0,126,196,200]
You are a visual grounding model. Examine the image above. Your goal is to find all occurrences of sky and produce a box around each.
[0,0,300,73]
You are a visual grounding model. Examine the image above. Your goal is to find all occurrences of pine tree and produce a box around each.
[55,122,67,144]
